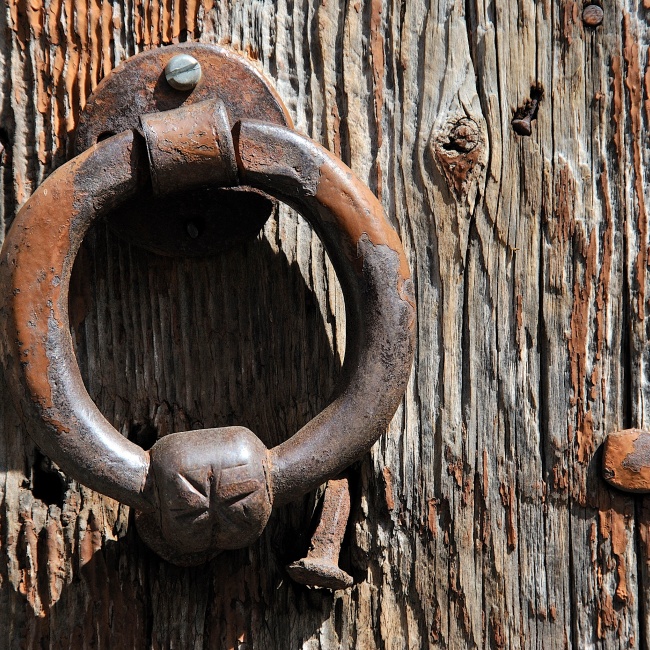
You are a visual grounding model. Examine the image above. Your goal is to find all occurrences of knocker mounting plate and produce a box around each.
[74,43,292,256]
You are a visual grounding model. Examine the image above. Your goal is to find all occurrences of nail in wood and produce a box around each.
[512,98,540,136]
[286,476,353,590]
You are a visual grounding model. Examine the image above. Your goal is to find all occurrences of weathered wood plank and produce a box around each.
[1,0,648,647]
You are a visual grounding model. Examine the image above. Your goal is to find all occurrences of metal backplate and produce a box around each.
[74,43,292,256]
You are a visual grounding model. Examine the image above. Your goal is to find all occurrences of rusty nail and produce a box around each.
[165,54,202,91]
[582,4,603,27]
[286,476,354,590]
[512,97,540,137]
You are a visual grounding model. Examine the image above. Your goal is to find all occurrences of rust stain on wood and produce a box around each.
[568,226,597,462]
[623,15,648,321]
[598,497,633,611]
[548,163,576,291]
[79,513,103,567]
[6,0,210,165]
[331,103,342,159]
[611,509,630,604]
[611,56,623,162]
[499,483,517,550]
[552,465,569,492]
[427,497,438,537]
[482,449,488,496]
[45,517,65,607]
[644,63,650,125]
[577,410,594,464]
[596,169,614,363]
[18,516,42,615]
[490,611,506,648]
[515,293,522,331]
[597,593,618,639]
[640,500,650,559]
[551,161,613,471]
[49,0,66,155]
[561,0,580,46]
[447,457,463,488]
[382,466,395,510]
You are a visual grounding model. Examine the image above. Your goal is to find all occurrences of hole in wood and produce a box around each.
[32,450,66,508]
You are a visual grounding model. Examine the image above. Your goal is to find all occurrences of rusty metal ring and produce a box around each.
[0,100,416,565]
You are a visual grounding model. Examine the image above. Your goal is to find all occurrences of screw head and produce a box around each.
[165,54,202,91]
[582,4,603,27]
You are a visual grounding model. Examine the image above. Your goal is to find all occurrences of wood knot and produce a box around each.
[431,116,486,201]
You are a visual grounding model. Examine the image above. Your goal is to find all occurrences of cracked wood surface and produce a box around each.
[0,0,649,648]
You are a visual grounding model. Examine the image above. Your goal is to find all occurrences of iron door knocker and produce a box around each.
[0,44,415,575]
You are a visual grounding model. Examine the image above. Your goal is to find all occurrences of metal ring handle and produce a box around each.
[235,120,416,502]
[0,100,415,564]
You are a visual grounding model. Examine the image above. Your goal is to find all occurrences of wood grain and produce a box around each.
[0,0,648,647]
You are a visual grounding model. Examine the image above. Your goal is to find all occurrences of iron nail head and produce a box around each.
[165,54,202,91]
[582,4,603,26]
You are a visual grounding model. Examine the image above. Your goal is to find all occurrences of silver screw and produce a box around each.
[164,54,202,91]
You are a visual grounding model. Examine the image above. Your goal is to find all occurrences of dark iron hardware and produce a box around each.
[0,45,415,577]
[603,429,650,492]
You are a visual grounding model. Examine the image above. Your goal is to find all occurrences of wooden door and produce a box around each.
[0,0,647,647]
